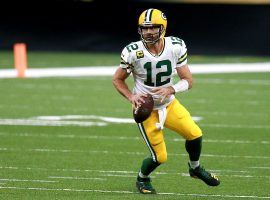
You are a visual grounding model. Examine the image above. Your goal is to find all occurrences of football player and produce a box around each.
[113,8,220,194]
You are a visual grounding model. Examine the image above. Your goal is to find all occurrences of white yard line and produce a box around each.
[1,132,269,144]
[0,118,269,129]
[100,174,136,178]
[0,147,269,159]
[194,111,269,117]
[0,186,269,198]
[249,167,270,170]
[196,78,270,85]
[199,123,270,129]
[224,175,270,179]
[0,119,107,127]
[48,176,106,181]
[0,166,255,175]
[1,63,270,78]
[0,178,57,183]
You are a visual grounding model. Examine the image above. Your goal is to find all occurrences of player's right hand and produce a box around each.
[129,94,147,108]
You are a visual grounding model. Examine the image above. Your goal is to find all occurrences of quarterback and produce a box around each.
[113,8,220,194]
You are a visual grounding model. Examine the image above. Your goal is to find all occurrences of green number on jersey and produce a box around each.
[171,37,183,45]
[126,43,139,52]
[144,60,172,87]
[144,62,154,86]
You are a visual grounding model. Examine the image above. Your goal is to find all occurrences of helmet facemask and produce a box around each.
[138,24,165,44]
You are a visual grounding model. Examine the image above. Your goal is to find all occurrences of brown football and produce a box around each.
[133,94,154,123]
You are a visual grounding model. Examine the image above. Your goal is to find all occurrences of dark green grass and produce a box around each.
[0,73,269,199]
[1,50,270,68]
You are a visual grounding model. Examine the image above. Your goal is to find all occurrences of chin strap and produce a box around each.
[156,107,167,130]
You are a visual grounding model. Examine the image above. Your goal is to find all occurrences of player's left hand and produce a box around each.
[152,86,175,103]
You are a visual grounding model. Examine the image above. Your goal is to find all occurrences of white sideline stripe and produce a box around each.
[0,178,57,183]
[0,166,247,175]
[1,132,269,144]
[0,119,107,127]
[195,111,269,117]
[0,119,269,129]
[1,63,270,78]
[4,166,270,179]
[101,174,136,178]
[33,115,135,123]
[48,176,106,181]
[196,78,270,85]
[224,175,270,179]
[249,167,270,169]
[199,123,270,129]
[0,147,269,159]
[0,186,269,199]
[0,115,200,127]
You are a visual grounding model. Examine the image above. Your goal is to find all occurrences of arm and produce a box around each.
[152,64,192,102]
[112,67,146,108]
[175,64,193,89]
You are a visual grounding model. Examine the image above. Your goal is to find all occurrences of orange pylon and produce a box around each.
[14,43,28,78]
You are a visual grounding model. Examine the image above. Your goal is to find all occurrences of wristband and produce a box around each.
[172,79,189,93]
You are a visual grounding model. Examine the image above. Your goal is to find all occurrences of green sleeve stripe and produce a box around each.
[178,52,187,62]
[120,58,134,69]
[178,51,187,60]
[177,57,187,64]
[120,58,129,65]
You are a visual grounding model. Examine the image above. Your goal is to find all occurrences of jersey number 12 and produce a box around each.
[144,59,172,87]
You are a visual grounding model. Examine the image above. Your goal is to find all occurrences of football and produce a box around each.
[133,94,154,123]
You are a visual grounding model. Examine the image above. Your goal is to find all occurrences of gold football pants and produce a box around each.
[137,98,202,164]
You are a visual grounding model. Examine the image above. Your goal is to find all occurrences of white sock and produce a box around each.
[189,161,200,169]
[138,171,148,179]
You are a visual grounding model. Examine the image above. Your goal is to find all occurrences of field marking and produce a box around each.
[1,132,269,144]
[224,175,270,179]
[0,119,107,127]
[0,115,199,127]
[33,115,135,123]
[100,174,136,178]
[3,166,270,180]
[249,167,270,170]
[48,176,106,181]
[196,78,270,86]
[0,166,248,175]
[0,186,269,199]
[0,116,200,127]
[0,178,57,183]
[187,99,266,106]
[0,147,269,159]
[1,63,270,78]
[0,114,268,129]
[194,111,269,118]
[199,123,270,129]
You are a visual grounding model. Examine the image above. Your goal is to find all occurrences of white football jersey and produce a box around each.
[120,36,188,110]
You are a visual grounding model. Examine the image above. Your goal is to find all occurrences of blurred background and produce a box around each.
[0,0,270,56]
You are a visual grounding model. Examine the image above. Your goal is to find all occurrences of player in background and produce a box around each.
[113,8,220,194]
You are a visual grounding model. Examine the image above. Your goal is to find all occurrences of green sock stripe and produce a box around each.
[137,123,157,162]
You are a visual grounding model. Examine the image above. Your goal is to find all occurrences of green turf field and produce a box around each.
[0,70,269,199]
